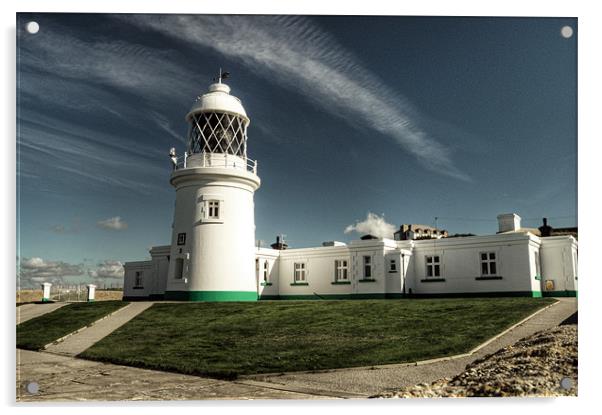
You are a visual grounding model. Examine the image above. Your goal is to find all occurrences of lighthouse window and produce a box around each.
[389,259,397,273]
[263,260,269,282]
[207,200,220,219]
[335,260,348,281]
[363,256,372,278]
[425,256,441,277]
[294,262,306,283]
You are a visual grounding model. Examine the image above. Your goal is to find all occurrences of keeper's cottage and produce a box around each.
[123,78,578,301]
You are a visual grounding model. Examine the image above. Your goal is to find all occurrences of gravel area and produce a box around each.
[374,323,577,398]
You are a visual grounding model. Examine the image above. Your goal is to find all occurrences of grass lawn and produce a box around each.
[79,298,555,379]
[17,301,128,350]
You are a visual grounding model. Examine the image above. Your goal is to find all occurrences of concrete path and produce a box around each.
[16,349,332,401]
[44,302,154,356]
[17,303,67,324]
[241,298,578,397]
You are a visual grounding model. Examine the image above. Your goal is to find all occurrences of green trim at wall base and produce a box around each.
[164,291,257,302]
[542,290,577,298]
[408,291,543,299]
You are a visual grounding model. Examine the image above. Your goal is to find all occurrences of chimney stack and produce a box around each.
[497,213,521,233]
[538,217,553,237]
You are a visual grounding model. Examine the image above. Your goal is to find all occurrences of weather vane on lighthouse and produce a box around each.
[214,68,230,83]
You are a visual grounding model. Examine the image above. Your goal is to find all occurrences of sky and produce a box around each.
[16,14,577,287]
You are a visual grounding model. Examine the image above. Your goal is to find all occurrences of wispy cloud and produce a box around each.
[121,15,471,181]
[97,216,128,231]
[344,212,397,239]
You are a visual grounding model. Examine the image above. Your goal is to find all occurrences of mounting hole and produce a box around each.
[560,26,573,39]
[560,377,573,390]
[25,21,40,34]
[26,381,39,394]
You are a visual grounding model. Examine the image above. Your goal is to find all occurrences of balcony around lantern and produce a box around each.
[174,151,258,175]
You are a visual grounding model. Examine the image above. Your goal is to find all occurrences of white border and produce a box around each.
[4,1,600,414]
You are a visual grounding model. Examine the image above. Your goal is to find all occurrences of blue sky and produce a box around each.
[16,14,577,287]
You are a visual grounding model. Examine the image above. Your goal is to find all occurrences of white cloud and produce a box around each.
[88,260,124,279]
[122,15,471,181]
[18,257,85,286]
[344,212,397,239]
[97,216,128,231]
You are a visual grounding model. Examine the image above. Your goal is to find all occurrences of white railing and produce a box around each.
[174,152,258,174]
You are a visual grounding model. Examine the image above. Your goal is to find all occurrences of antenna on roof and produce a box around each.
[214,68,231,84]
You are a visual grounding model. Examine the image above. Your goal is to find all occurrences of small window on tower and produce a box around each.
[207,200,220,219]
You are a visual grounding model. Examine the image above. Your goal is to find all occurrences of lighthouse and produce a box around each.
[164,73,261,301]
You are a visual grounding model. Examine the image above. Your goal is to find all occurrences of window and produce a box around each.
[177,232,186,245]
[255,258,260,280]
[534,251,541,276]
[207,200,220,219]
[480,252,497,276]
[134,271,143,287]
[335,259,348,281]
[363,256,372,278]
[263,260,269,282]
[389,259,397,273]
[425,256,441,277]
[294,262,306,283]
[174,258,184,279]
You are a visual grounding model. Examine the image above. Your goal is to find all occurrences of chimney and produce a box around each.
[497,213,521,233]
[270,235,288,250]
[538,217,553,237]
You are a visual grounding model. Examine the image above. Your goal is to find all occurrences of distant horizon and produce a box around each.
[16,14,577,287]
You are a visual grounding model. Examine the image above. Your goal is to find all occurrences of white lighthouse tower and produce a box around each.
[164,73,261,301]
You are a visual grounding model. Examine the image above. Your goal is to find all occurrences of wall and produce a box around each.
[407,234,539,296]
[123,261,153,299]
[256,247,280,299]
[540,236,578,296]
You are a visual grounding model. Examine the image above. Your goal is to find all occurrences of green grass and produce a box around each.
[17,301,128,350]
[79,298,554,379]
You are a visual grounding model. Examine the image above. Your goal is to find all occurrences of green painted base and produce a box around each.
[407,291,542,299]
[41,298,50,302]
[164,291,257,302]
[260,293,407,300]
[542,290,578,298]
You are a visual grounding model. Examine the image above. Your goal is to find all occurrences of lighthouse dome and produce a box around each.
[186,80,250,157]
[186,82,248,122]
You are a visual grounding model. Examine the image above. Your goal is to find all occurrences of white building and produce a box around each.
[123,79,578,301]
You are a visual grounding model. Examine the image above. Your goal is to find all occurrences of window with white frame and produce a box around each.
[335,259,348,281]
[425,255,441,277]
[263,260,269,282]
[389,259,397,273]
[207,200,220,219]
[294,262,306,283]
[480,252,497,276]
[134,271,143,287]
[363,256,372,278]
[534,251,541,276]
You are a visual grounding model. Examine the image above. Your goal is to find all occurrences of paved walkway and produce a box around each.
[44,302,154,356]
[17,303,67,324]
[241,298,577,397]
[16,349,331,401]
